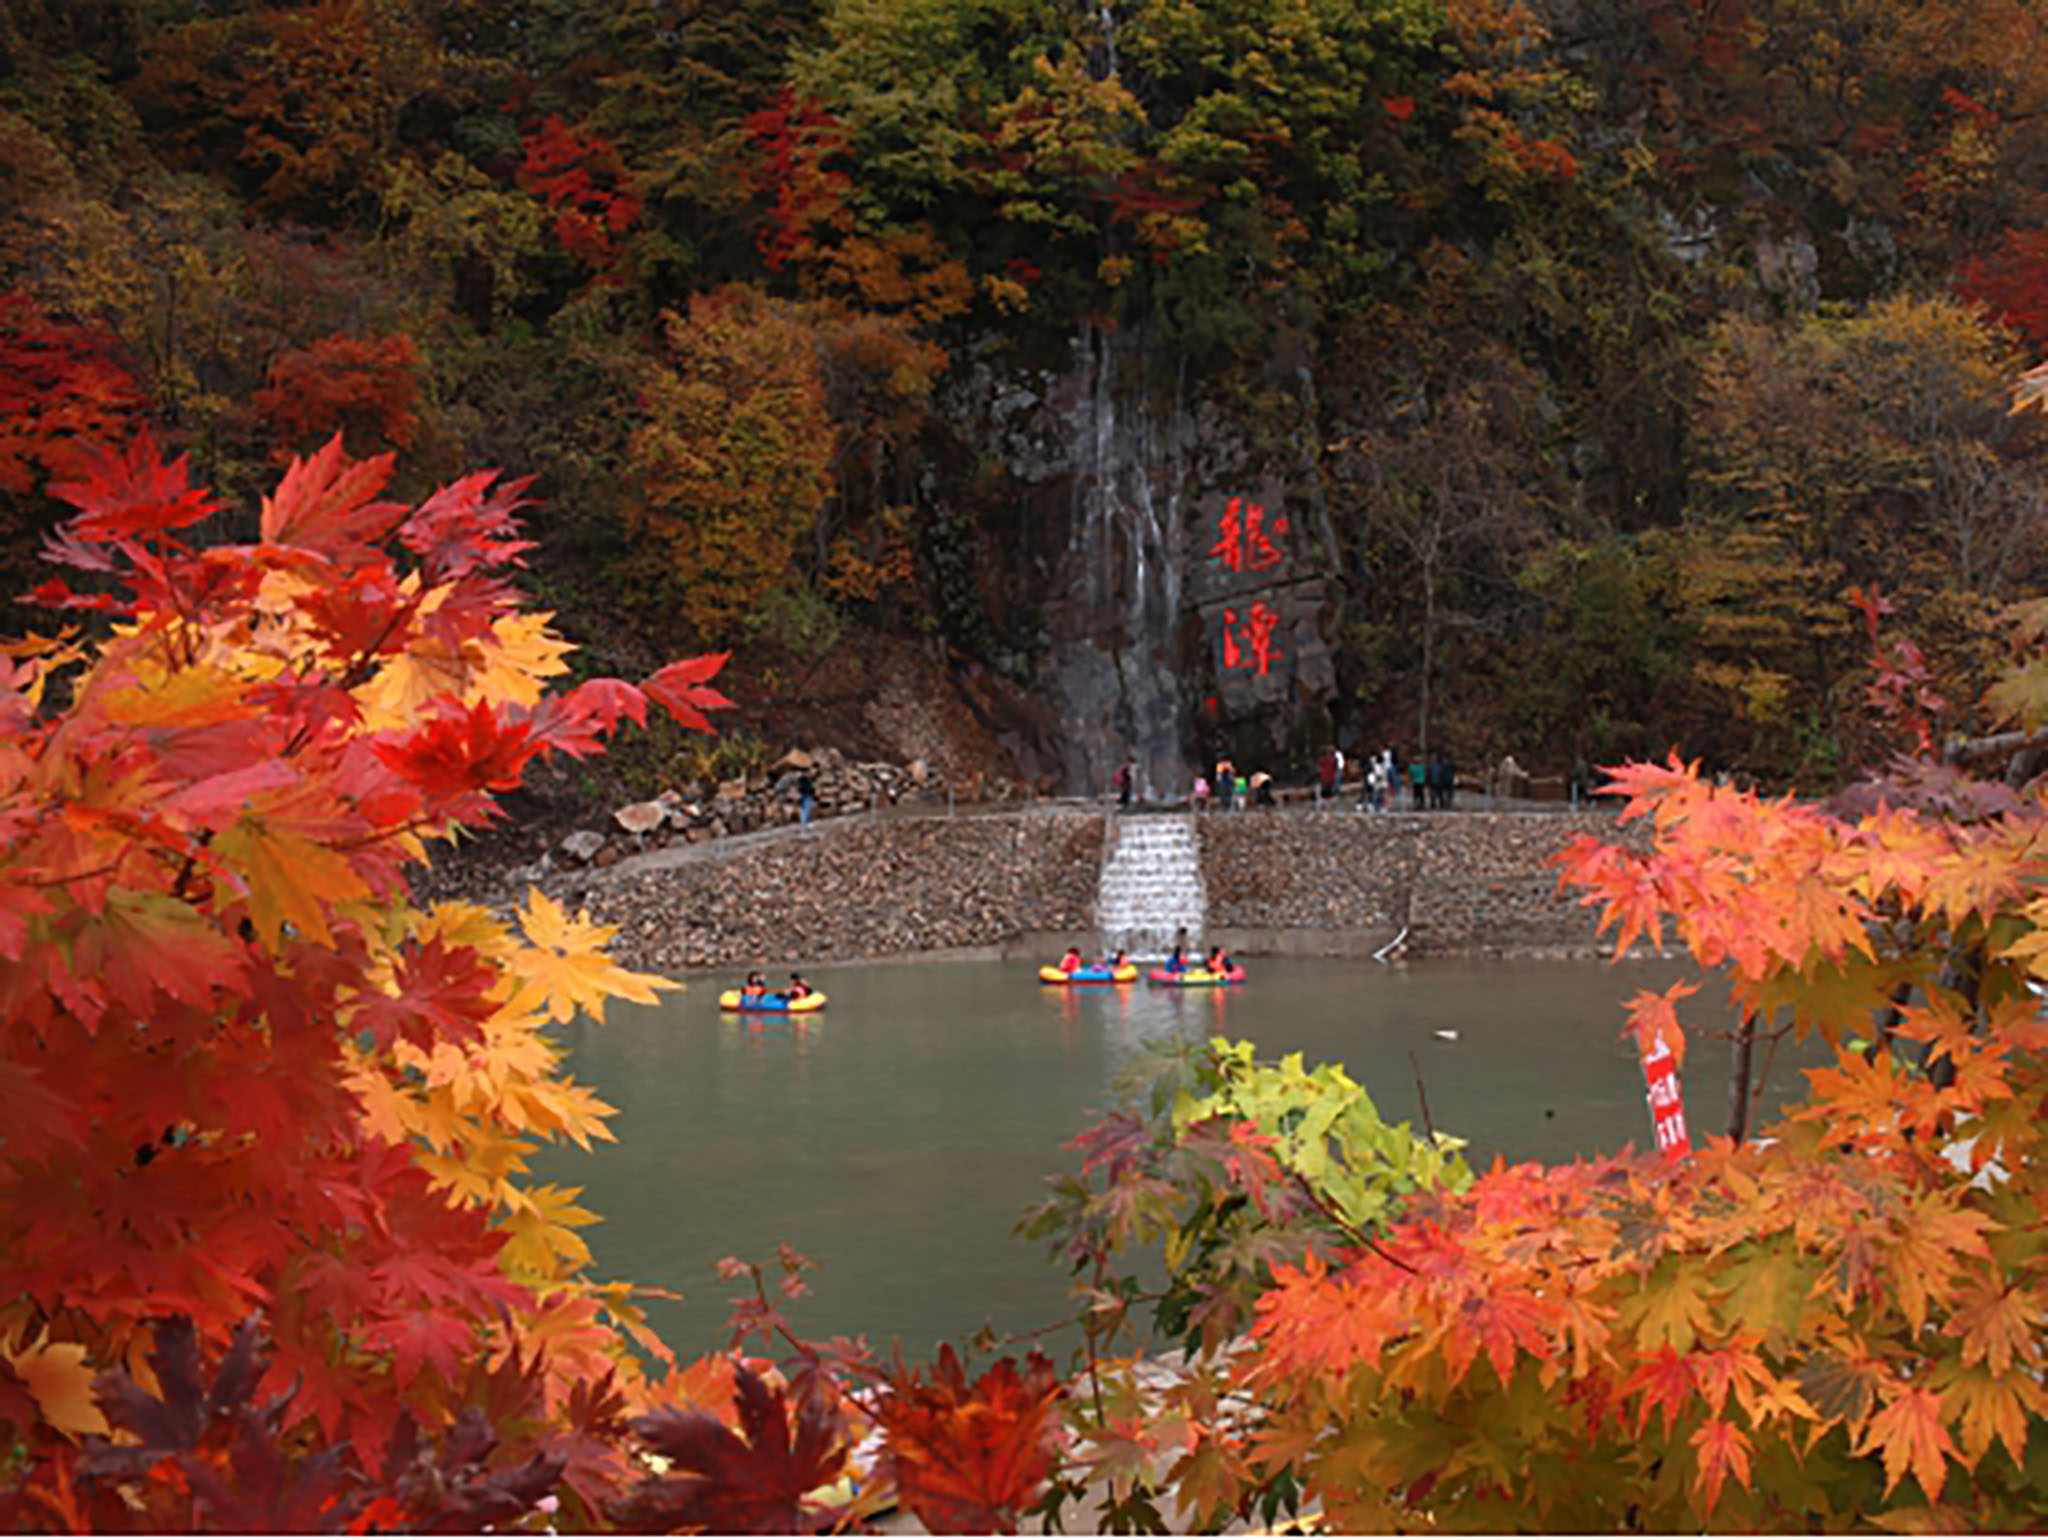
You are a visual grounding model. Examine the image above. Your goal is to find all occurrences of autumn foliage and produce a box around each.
[0,428,1081,1533]
[252,332,421,458]
[627,285,837,635]
[517,116,642,271]
[0,429,729,1518]
[1233,749,2048,1529]
[0,296,146,496]
[1006,573,2048,1529]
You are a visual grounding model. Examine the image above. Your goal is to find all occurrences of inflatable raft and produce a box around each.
[1146,967,1246,986]
[1038,964,1139,984]
[718,989,827,1013]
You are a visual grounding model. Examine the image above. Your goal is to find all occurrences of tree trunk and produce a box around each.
[1418,550,1436,759]
[1726,1013,1755,1144]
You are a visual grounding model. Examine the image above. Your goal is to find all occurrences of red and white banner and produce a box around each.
[1639,1030,1691,1159]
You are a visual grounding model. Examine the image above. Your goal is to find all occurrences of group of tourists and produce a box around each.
[1189,756,1278,811]
[1360,748,1459,812]
[1057,945,1129,973]
[1161,941,1235,975]
[739,969,812,1002]
[1112,745,1466,811]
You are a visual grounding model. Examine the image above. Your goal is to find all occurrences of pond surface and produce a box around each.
[540,957,1828,1359]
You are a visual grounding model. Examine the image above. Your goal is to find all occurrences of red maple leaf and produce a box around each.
[347,936,499,1051]
[398,471,535,580]
[871,1346,1065,1534]
[259,435,406,562]
[616,1361,849,1533]
[46,434,219,543]
[528,678,648,759]
[373,701,536,812]
[643,653,736,733]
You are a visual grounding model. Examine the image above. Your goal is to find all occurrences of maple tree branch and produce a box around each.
[1408,1051,1438,1144]
[1282,1168,1419,1276]
[15,859,122,889]
[1944,725,2048,766]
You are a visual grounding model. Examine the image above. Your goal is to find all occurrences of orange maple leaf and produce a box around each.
[1857,1382,1956,1500]
[1689,1416,1753,1512]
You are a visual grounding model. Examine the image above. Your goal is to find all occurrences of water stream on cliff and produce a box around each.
[541,957,1829,1359]
[1052,324,1189,800]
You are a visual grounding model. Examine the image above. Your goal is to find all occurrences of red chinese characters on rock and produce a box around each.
[1209,497,1288,573]
[1220,601,1284,677]
[1638,1030,1691,1159]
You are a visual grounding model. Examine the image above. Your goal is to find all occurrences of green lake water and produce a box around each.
[540,956,1829,1359]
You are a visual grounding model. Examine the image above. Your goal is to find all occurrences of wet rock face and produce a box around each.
[939,325,1335,800]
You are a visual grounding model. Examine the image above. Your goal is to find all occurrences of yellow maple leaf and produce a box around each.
[1938,1361,2043,1467]
[1887,1194,1995,1334]
[1624,1258,1721,1352]
[98,660,254,731]
[215,818,373,948]
[354,638,470,733]
[469,611,573,706]
[513,888,674,1024]
[2,1329,111,1439]
[497,1184,601,1283]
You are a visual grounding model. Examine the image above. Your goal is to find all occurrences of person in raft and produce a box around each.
[1106,947,1129,970]
[1163,942,1187,974]
[1059,945,1085,973]
[787,972,812,1000]
[1203,946,1235,975]
[743,970,768,998]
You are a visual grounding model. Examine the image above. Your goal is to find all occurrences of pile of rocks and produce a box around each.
[551,747,961,870]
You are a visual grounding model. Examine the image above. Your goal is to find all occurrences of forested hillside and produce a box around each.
[6,0,2047,792]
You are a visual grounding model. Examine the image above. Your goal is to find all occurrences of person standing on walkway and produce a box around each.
[1215,756,1236,811]
[1410,756,1427,811]
[798,770,816,827]
[1440,750,1457,810]
[1317,745,1339,804]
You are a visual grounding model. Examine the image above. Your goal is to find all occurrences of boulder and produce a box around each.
[615,791,680,841]
[560,829,607,864]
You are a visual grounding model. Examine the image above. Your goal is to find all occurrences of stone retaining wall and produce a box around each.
[573,806,1641,970]
[581,812,1104,973]
[1199,809,1638,956]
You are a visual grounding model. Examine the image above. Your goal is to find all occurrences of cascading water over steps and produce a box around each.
[1095,814,1205,958]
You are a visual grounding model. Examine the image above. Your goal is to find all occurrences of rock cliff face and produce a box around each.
[937,324,1337,799]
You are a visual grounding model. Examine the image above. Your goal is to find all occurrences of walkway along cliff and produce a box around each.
[560,806,1645,974]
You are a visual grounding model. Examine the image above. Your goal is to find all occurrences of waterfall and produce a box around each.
[1057,323,1189,800]
[1095,814,1205,958]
